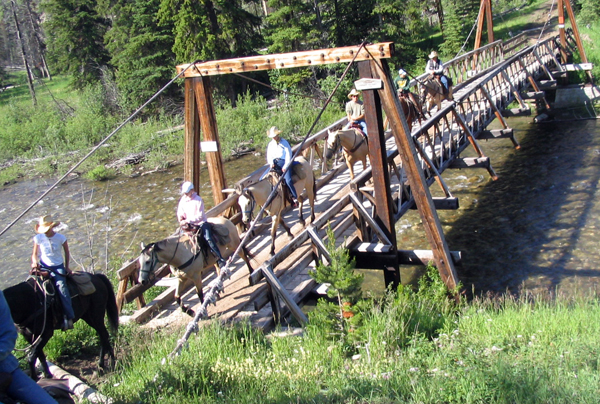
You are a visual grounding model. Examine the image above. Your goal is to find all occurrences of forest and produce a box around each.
[0,0,599,185]
[2,0,582,112]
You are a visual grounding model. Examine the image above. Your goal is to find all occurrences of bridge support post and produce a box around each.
[184,77,228,206]
[371,59,459,291]
[357,61,400,288]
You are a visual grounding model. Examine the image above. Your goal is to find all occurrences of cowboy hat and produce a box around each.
[267,126,282,138]
[429,51,438,59]
[35,215,60,234]
[347,89,361,99]
[398,69,407,76]
[181,181,194,194]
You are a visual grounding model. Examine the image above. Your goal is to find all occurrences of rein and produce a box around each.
[14,277,53,355]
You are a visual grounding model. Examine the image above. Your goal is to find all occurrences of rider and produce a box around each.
[266,126,298,208]
[177,181,227,268]
[394,69,422,116]
[425,51,450,95]
[0,290,59,404]
[344,89,367,135]
[31,215,74,331]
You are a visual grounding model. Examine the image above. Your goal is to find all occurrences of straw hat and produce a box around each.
[35,215,60,234]
[181,181,194,194]
[429,51,438,59]
[347,89,361,99]
[267,126,282,138]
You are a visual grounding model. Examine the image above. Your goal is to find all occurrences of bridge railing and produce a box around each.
[118,35,563,322]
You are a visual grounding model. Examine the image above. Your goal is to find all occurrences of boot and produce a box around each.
[63,316,73,330]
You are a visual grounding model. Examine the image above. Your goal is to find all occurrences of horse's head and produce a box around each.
[325,129,340,160]
[237,188,255,228]
[138,242,159,285]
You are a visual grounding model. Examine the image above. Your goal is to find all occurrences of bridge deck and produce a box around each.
[127,34,570,330]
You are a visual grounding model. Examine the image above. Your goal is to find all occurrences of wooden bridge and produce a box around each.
[115,28,591,330]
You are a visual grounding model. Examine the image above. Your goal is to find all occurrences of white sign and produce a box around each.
[354,78,383,91]
[200,141,218,152]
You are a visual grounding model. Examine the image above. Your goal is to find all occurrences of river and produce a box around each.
[1,116,599,297]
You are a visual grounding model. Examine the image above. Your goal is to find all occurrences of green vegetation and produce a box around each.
[33,266,598,404]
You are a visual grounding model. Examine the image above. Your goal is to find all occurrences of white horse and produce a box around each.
[420,75,453,113]
[325,128,369,180]
[237,156,316,255]
[138,216,253,316]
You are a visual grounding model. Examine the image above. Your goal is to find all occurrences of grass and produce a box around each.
[80,268,600,404]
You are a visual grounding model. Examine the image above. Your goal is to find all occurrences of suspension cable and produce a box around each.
[169,43,367,358]
[534,0,557,50]
[0,62,201,239]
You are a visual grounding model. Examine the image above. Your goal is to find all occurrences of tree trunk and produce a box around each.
[24,0,51,80]
[11,0,36,106]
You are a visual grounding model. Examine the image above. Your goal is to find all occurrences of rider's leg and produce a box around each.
[48,267,74,329]
[358,120,368,136]
[440,75,449,93]
[8,367,58,404]
[200,222,226,267]
[283,168,298,201]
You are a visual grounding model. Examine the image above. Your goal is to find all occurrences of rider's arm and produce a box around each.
[356,103,365,121]
[345,101,353,122]
[62,240,71,274]
[31,240,40,269]
[281,139,293,171]
[266,140,277,167]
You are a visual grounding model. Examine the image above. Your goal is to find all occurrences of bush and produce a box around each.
[86,165,115,181]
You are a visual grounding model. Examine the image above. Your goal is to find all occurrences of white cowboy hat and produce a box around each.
[267,126,282,138]
[347,89,361,99]
[398,69,407,76]
[35,215,60,234]
[429,51,438,59]
[181,181,194,194]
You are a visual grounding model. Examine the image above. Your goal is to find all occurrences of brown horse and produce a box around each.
[420,75,453,114]
[138,216,254,316]
[325,128,369,180]
[237,156,316,255]
[383,93,423,132]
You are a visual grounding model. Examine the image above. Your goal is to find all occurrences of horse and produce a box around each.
[325,127,369,180]
[237,156,316,255]
[420,75,453,114]
[138,216,254,316]
[383,93,424,133]
[2,273,118,380]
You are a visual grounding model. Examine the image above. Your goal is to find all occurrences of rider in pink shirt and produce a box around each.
[177,181,226,268]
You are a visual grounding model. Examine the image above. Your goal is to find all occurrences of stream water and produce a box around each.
[1,116,599,298]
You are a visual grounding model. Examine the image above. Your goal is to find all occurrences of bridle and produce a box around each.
[241,188,256,226]
[140,238,181,280]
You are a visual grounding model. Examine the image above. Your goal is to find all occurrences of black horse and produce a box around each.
[3,273,119,380]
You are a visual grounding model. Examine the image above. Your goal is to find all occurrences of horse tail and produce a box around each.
[96,273,119,334]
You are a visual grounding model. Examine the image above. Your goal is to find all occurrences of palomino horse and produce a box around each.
[325,127,369,180]
[383,94,423,132]
[3,273,119,380]
[237,156,316,255]
[420,75,453,114]
[138,216,253,316]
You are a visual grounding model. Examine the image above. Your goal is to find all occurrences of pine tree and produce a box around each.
[104,0,176,113]
[41,0,111,88]
[310,226,363,306]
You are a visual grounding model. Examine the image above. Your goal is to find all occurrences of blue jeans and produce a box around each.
[199,222,224,263]
[344,119,368,135]
[41,262,74,320]
[273,159,298,199]
[7,366,58,404]
[439,75,449,91]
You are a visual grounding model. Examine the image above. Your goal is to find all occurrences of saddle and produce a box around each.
[348,122,368,142]
[183,222,230,257]
[269,164,302,206]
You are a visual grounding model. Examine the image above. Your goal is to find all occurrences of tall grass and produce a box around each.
[0,73,342,186]
[89,268,600,404]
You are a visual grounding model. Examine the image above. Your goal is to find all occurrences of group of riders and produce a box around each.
[1,48,453,404]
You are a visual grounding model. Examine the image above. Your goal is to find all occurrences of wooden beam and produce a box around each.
[520,91,546,100]
[184,78,202,189]
[371,59,459,291]
[176,43,394,77]
[564,63,593,71]
[192,77,228,205]
[478,129,513,139]
[261,265,308,325]
[448,157,490,169]
[408,197,459,210]
[502,108,531,117]
[397,250,462,266]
